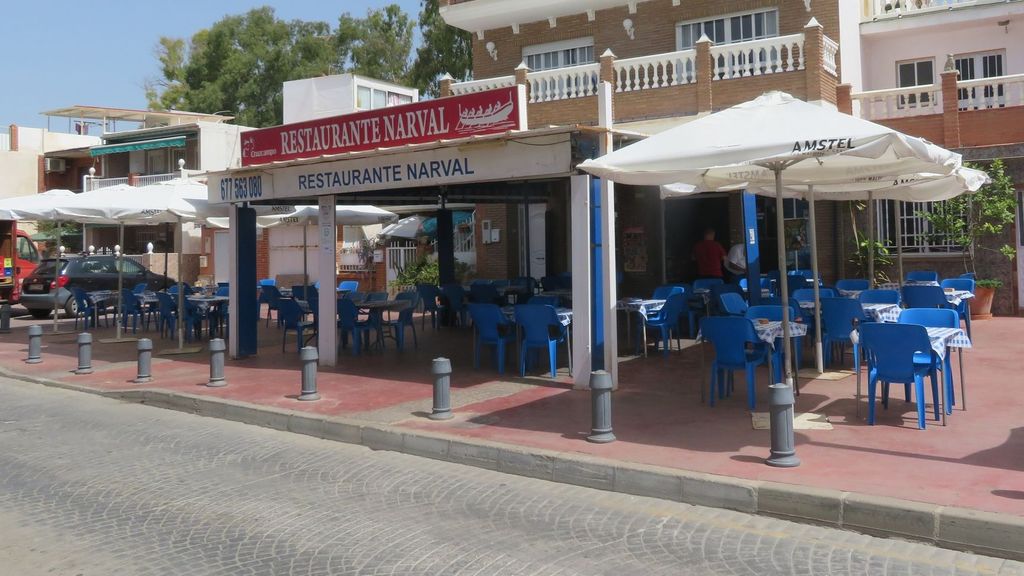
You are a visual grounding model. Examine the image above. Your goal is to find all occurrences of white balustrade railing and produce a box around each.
[527,63,600,103]
[613,49,697,92]
[957,73,1024,111]
[864,0,980,20]
[87,177,129,191]
[449,75,515,95]
[852,84,943,120]
[709,33,804,80]
[823,36,839,77]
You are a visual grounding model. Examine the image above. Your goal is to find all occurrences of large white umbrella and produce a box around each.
[579,91,962,390]
[379,215,427,240]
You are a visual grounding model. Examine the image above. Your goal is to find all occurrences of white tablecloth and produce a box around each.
[926,327,972,359]
[863,303,902,323]
[502,306,572,327]
[616,298,665,316]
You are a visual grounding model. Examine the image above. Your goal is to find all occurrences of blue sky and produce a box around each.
[0,0,422,129]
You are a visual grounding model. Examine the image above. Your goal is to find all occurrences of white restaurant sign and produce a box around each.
[208,133,573,204]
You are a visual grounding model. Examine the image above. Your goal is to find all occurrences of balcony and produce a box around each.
[447,29,838,127]
[849,73,1024,147]
[86,170,203,192]
[862,0,1024,23]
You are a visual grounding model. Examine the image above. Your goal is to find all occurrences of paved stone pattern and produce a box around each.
[1,378,1021,576]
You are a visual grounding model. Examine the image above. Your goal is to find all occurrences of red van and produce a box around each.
[0,220,41,303]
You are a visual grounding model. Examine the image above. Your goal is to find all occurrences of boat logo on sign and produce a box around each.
[791,138,855,154]
[456,97,516,134]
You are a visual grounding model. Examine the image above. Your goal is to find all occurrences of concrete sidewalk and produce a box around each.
[2,312,1023,560]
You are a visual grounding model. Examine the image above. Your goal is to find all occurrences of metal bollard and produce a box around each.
[297,346,320,401]
[429,357,453,420]
[75,333,94,375]
[586,370,616,443]
[765,383,801,467]
[0,302,11,334]
[25,324,42,364]
[207,338,226,387]
[133,338,153,383]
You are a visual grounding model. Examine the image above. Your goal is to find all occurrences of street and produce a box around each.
[0,378,1019,576]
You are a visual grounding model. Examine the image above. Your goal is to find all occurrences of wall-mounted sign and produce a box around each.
[240,86,527,166]
[209,132,572,204]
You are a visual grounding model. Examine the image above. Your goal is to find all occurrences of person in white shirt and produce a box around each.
[725,242,746,282]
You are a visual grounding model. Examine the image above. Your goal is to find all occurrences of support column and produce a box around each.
[571,175,592,390]
[803,18,825,103]
[436,207,455,286]
[695,35,713,114]
[940,55,961,148]
[318,196,338,367]
[597,81,618,387]
[231,204,258,358]
[741,191,761,305]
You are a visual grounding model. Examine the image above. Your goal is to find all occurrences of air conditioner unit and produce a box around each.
[44,158,66,173]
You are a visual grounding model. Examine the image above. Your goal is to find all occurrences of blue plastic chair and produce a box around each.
[514,304,570,378]
[132,282,148,295]
[637,293,686,356]
[70,287,105,330]
[215,285,229,297]
[718,292,748,316]
[469,283,500,305]
[259,278,276,287]
[940,278,974,338]
[527,295,560,307]
[820,298,865,369]
[441,284,469,327]
[860,322,940,429]
[899,308,961,415]
[700,316,770,409]
[745,305,800,384]
[155,292,178,338]
[540,276,558,292]
[260,285,283,327]
[467,303,515,373]
[858,289,900,305]
[119,288,141,334]
[337,280,359,293]
[652,285,683,300]
[416,284,444,330]
[365,291,388,302]
[338,298,372,355]
[278,298,314,352]
[384,292,419,351]
[687,279,722,336]
[902,285,953,311]
[835,279,869,292]
[792,288,836,301]
[709,283,743,315]
[906,270,939,283]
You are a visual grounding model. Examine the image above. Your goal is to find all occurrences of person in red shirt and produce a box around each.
[693,228,727,279]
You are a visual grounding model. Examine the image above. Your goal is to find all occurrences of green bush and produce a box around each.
[391,257,438,288]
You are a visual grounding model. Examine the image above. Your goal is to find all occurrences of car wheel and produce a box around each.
[28,308,51,319]
[63,297,78,318]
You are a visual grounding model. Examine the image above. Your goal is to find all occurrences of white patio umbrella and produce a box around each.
[379,215,427,240]
[579,91,962,391]
[0,189,80,333]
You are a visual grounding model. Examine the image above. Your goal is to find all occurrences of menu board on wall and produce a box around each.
[623,227,647,273]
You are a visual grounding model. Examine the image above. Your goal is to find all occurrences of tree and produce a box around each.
[146,7,335,127]
[920,159,1017,283]
[336,4,414,83]
[409,0,473,97]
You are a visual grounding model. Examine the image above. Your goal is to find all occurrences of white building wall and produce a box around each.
[861,17,1024,90]
[197,122,253,171]
[838,0,864,91]
[0,150,40,200]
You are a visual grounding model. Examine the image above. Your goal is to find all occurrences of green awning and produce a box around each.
[90,135,186,157]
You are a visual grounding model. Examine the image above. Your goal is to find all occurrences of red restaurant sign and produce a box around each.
[241,85,527,166]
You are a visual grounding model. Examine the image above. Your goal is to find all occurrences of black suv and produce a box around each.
[21,255,175,319]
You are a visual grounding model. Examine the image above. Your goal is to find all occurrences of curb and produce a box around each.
[6,368,1023,562]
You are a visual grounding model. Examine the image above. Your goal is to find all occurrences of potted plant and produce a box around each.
[920,159,1017,319]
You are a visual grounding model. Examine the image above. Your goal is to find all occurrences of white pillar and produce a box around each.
[227,204,240,359]
[570,175,592,389]
[597,81,619,387]
[317,195,338,367]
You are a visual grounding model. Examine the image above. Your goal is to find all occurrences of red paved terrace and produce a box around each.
[2,308,1021,517]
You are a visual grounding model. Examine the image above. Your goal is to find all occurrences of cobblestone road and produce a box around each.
[1,378,1021,576]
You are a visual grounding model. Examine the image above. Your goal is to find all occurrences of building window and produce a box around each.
[676,9,778,50]
[955,50,1005,109]
[356,85,415,110]
[877,200,962,255]
[523,37,595,72]
[896,58,934,108]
